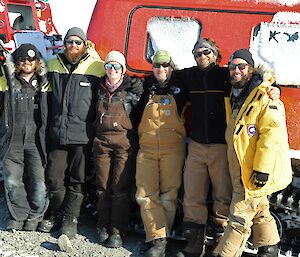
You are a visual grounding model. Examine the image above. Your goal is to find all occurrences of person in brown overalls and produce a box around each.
[135,50,188,257]
[93,50,143,248]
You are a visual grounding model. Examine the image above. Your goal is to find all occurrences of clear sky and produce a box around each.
[49,0,97,37]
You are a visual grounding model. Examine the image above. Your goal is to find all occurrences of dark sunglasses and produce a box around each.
[153,62,170,68]
[104,63,122,70]
[18,57,36,62]
[228,63,249,71]
[194,49,212,58]
[66,39,83,46]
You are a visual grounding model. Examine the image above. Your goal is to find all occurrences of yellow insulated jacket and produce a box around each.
[225,81,292,199]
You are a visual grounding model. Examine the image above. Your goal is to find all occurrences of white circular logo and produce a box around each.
[27,49,36,58]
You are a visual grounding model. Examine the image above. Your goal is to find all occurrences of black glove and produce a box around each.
[251,171,269,188]
[130,76,143,96]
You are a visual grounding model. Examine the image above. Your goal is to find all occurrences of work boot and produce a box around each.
[106,228,123,248]
[6,220,24,231]
[145,238,167,257]
[97,227,110,243]
[60,215,78,239]
[257,244,279,257]
[38,215,63,233]
[176,223,205,257]
[23,217,42,231]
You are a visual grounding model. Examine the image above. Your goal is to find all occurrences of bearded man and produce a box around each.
[37,27,105,238]
[0,44,48,231]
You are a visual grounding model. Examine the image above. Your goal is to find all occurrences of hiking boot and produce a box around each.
[97,227,109,243]
[6,220,24,231]
[60,216,78,239]
[145,238,167,257]
[23,217,42,231]
[38,215,62,233]
[106,228,123,248]
[177,223,205,257]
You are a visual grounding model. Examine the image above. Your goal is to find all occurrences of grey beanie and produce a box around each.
[192,38,218,57]
[229,48,254,67]
[64,27,87,43]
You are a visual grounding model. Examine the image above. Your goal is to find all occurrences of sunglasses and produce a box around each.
[153,62,170,68]
[194,49,212,58]
[18,57,36,62]
[104,63,122,70]
[66,39,83,46]
[228,63,249,71]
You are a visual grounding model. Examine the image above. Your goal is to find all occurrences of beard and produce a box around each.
[230,74,250,89]
[65,47,86,63]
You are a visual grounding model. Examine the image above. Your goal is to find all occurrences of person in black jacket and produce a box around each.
[175,38,232,257]
[37,27,105,238]
[0,44,48,231]
[94,50,143,248]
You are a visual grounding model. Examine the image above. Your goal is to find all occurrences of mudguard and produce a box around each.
[0,41,16,163]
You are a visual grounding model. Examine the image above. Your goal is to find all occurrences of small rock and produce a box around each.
[58,234,73,253]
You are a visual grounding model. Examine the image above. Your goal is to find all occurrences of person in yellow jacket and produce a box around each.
[213,49,292,257]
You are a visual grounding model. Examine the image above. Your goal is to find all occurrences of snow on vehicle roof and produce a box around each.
[233,0,300,7]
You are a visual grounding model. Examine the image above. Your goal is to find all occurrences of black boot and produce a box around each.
[176,222,205,257]
[106,227,123,248]
[257,244,279,257]
[60,215,78,239]
[145,238,167,257]
[38,215,63,232]
[97,227,110,243]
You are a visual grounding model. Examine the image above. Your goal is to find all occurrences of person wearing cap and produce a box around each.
[212,49,292,257]
[93,50,143,248]
[135,50,188,257]
[0,43,49,231]
[175,39,280,257]
[37,27,105,238]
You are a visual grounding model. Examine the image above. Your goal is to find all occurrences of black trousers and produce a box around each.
[45,143,87,217]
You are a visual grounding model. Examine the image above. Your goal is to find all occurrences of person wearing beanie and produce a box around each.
[212,49,291,257]
[37,27,105,239]
[0,43,48,232]
[93,50,143,248]
[174,41,280,257]
[135,49,187,257]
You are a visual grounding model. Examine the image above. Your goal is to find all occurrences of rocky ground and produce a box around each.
[0,181,189,257]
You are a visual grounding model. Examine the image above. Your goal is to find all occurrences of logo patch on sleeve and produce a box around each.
[247,124,257,136]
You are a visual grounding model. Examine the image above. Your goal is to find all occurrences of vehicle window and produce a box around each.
[147,17,201,69]
[250,17,300,86]
[8,4,35,30]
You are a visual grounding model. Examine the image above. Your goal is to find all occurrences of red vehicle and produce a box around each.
[0,0,62,59]
[88,0,300,164]
[88,1,300,253]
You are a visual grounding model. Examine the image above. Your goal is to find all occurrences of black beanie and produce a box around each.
[12,43,41,62]
[229,48,254,67]
[64,27,86,43]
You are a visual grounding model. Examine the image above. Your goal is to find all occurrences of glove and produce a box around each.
[251,171,269,188]
[130,76,143,96]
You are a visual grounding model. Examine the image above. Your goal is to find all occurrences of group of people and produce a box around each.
[0,25,293,257]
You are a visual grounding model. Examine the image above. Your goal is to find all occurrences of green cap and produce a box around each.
[153,50,172,64]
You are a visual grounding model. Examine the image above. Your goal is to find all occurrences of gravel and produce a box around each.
[0,182,146,257]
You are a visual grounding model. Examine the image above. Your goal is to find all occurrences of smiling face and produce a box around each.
[194,47,217,70]
[18,58,37,75]
[105,61,123,82]
[229,58,253,88]
[152,62,173,84]
[64,35,86,62]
